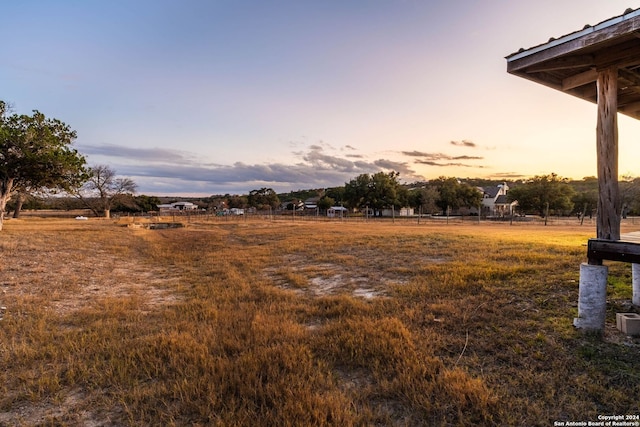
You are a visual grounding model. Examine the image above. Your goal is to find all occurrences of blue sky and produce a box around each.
[3,1,640,196]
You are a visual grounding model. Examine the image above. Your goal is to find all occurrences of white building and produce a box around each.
[327,206,348,218]
[158,202,199,212]
[481,183,517,217]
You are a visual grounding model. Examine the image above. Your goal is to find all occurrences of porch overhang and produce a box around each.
[506,8,640,120]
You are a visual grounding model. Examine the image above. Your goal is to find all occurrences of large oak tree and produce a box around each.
[0,101,87,231]
[344,171,407,216]
[507,173,575,216]
[247,187,280,210]
[431,177,482,215]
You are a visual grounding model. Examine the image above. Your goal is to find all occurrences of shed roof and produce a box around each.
[506,7,640,120]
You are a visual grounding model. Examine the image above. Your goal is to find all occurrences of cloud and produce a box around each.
[452,155,483,160]
[301,144,373,172]
[76,142,419,195]
[401,151,483,161]
[489,172,528,179]
[78,144,202,166]
[414,160,485,168]
[302,149,364,171]
[373,159,418,177]
[450,140,476,147]
[402,150,434,157]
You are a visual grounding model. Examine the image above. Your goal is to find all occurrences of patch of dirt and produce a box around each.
[307,276,383,299]
[333,366,374,392]
[264,255,405,299]
[1,236,180,317]
[0,227,182,426]
[0,387,122,427]
[603,314,640,348]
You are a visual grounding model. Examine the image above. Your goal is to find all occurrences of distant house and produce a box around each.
[327,206,348,218]
[158,202,199,213]
[281,200,305,211]
[481,183,517,217]
[304,196,320,210]
[157,204,175,213]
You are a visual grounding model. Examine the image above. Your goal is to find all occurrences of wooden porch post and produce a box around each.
[596,66,621,241]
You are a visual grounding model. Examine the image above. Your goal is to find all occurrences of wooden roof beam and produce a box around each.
[619,100,640,116]
[618,91,640,107]
[594,38,640,68]
[619,68,640,87]
[525,55,594,73]
[515,71,563,91]
[562,69,598,90]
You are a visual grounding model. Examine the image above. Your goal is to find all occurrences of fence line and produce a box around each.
[22,208,636,228]
[137,209,637,227]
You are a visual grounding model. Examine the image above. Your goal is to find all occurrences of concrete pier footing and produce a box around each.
[574,263,609,332]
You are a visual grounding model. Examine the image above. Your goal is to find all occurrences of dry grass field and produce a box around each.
[1,215,639,426]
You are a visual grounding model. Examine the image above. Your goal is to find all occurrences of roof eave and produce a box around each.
[506,7,640,64]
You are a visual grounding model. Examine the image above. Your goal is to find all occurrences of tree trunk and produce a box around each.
[12,192,25,218]
[544,202,549,226]
[580,203,587,226]
[104,209,111,219]
[0,178,15,232]
[596,67,621,240]
[0,196,6,232]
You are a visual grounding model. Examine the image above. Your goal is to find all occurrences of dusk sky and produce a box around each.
[3,1,640,196]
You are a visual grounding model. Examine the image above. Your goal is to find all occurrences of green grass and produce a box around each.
[0,217,639,426]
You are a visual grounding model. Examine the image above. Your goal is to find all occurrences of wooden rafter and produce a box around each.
[562,69,597,90]
[526,55,595,73]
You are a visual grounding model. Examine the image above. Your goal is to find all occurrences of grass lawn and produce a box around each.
[1,216,639,426]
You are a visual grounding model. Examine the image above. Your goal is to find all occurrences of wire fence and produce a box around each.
[133,209,640,228]
[16,208,640,228]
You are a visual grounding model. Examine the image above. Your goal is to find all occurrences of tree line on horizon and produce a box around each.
[203,174,640,219]
[3,100,640,229]
[25,172,638,221]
